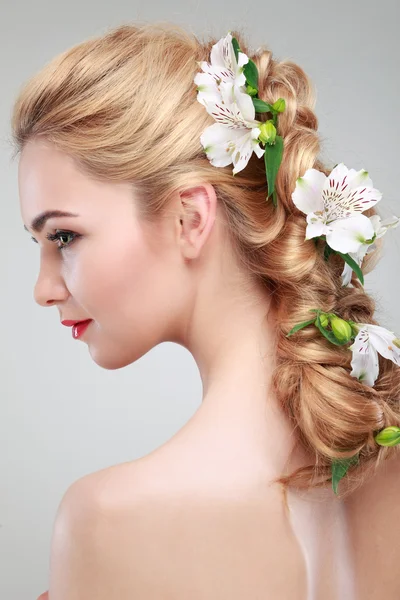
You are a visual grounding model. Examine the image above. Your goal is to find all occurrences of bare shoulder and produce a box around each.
[53,447,307,599]
[343,452,400,598]
[53,446,400,599]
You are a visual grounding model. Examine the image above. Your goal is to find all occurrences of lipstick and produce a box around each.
[72,320,92,339]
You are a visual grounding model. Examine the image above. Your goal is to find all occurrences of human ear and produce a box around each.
[178,183,217,259]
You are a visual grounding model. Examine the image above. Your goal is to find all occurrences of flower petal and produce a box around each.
[199,123,237,167]
[349,328,380,387]
[219,82,235,105]
[291,169,327,215]
[209,34,234,70]
[194,33,249,107]
[346,167,374,190]
[209,33,248,88]
[202,98,260,130]
[366,324,400,367]
[236,50,249,70]
[232,129,264,175]
[233,87,257,123]
[194,72,222,106]
[370,214,400,239]
[325,214,375,253]
[199,123,262,172]
[329,163,374,191]
[322,163,382,221]
[341,262,354,287]
[252,129,265,158]
[304,212,327,239]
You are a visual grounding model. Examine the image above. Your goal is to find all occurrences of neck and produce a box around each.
[177,288,309,478]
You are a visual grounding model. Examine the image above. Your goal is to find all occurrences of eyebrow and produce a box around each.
[24,210,79,234]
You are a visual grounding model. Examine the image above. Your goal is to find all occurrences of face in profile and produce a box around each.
[18,138,190,369]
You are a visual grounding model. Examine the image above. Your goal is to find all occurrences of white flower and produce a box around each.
[199,102,264,174]
[341,214,400,286]
[349,323,400,387]
[194,31,249,108]
[291,162,384,254]
[194,32,264,175]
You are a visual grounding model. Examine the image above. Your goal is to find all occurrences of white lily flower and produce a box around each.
[341,214,400,286]
[291,162,383,254]
[201,121,264,174]
[194,32,265,175]
[199,100,264,174]
[194,31,249,109]
[349,323,400,387]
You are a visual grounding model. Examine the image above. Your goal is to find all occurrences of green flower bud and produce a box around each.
[350,322,361,336]
[258,121,276,144]
[374,426,400,447]
[392,338,400,349]
[272,98,286,113]
[246,84,258,97]
[319,314,329,328]
[330,316,353,343]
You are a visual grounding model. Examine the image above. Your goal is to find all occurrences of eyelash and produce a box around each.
[47,230,80,251]
[31,230,79,251]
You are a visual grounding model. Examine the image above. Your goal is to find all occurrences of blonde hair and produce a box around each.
[10,21,400,498]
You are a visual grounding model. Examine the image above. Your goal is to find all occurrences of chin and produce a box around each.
[87,343,145,370]
[86,329,157,370]
[88,351,133,370]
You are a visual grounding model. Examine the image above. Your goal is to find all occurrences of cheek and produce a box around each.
[69,234,174,326]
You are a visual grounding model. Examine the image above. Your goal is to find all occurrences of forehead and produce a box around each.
[18,139,136,229]
[18,139,87,217]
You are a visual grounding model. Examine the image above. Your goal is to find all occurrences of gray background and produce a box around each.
[1,0,399,597]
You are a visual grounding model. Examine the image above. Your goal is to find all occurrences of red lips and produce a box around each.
[62,319,91,327]
[72,320,92,339]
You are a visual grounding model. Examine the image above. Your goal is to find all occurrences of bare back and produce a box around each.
[80,429,400,600]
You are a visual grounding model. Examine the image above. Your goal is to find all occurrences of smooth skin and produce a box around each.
[19,138,400,599]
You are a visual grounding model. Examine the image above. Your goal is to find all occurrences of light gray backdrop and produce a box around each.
[1,0,399,598]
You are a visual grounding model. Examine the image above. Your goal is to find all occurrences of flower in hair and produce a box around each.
[287,310,400,387]
[194,31,250,108]
[197,102,265,176]
[194,33,264,175]
[291,162,400,286]
[287,309,400,493]
[195,32,286,204]
[340,214,400,287]
[197,33,400,496]
[292,162,381,251]
[349,322,400,387]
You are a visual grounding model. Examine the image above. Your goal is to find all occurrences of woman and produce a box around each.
[12,22,400,599]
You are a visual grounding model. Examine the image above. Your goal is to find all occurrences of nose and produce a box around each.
[33,260,69,307]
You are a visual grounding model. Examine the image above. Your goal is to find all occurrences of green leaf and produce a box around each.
[230,37,258,91]
[264,135,284,202]
[286,318,316,337]
[323,243,334,262]
[252,98,274,113]
[331,454,359,495]
[334,251,364,285]
[243,59,259,91]
[231,37,240,62]
[314,313,349,346]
